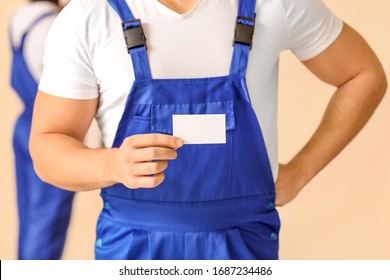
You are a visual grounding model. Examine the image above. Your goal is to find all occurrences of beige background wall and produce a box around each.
[1,0,389,259]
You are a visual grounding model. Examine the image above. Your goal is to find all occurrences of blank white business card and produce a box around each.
[172,114,226,144]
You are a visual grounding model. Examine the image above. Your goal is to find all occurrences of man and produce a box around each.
[9,0,74,259]
[30,0,386,259]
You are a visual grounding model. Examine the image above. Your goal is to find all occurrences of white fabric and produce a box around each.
[9,1,102,148]
[9,1,58,82]
[39,0,343,180]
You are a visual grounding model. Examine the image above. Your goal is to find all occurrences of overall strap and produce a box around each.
[108,0,152,80]
[10,11,57,52]
[229,0,257,78]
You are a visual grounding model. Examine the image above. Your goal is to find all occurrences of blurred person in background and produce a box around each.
[8,0,75,260]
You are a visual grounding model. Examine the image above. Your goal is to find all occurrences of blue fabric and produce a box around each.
[100,0,280,260]
[108,0,151,79]
[230,0,256,77]
[10,11,75,260]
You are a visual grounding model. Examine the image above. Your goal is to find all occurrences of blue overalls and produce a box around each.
[97,0,280,259]
[10,11,75,260]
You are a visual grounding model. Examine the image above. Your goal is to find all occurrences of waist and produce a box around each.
[100,193,277,232]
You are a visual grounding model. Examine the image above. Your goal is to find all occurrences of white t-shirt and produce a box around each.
[9,1,59,82]
[39,0,343,180]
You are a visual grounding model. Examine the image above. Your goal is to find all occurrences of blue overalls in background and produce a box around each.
[10,11,75,260]
[96,0,280,259]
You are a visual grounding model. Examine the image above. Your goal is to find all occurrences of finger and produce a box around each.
[126,134,184,149]
[131,172,165,189]
[132,147,178,162]
[132,161,168,176]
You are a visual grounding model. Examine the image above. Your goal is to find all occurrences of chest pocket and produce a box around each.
[122,100,236,202]
[151,101,235,134]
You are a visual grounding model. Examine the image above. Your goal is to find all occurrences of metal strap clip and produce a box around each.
[122,19,147,50]
[233,15,256,49]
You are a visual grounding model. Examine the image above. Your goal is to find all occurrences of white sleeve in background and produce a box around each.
[39,0,98,100]
[281,0,343,61]
[24,16,57,82]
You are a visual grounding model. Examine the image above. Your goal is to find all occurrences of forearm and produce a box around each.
[30,131,183,192]
[288,69,386,190]
[30,133,117,191]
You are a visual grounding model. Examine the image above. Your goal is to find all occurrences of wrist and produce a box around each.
[102,147,121,187]
[283,157,313,192]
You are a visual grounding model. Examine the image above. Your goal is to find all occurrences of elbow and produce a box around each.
[379,70,388,98]
[374,68,387,109]
[366,65,387,105]
[375,59,387,97]
[31,162,48,185]
[29,134,51,184]
[29,140,44,182]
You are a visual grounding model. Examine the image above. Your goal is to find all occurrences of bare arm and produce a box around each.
[29,91,183,192]
[275,24,387,206]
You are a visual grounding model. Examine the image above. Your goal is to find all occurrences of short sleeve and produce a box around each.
[281,0,343,61]
[38,0,98,99]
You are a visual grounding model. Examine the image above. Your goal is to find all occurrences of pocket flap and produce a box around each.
[151,101,235,134]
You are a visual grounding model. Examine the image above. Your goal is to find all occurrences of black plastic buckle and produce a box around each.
[233,15,256,49]
[122,19,147,50]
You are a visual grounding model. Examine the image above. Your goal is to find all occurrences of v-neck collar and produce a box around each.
[154,0,204,17]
